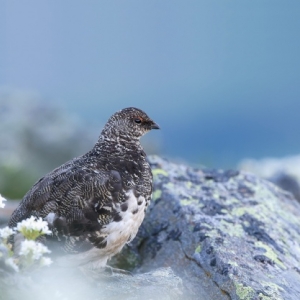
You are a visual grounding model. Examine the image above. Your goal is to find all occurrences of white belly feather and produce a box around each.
[57,189,147,269]
[102,189,146,252]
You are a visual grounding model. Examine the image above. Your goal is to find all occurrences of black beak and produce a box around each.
[150,122,160,130]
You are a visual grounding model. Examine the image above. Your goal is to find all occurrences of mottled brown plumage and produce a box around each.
[9,107,159,267]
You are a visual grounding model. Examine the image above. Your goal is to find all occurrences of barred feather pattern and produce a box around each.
[9,107,159,267]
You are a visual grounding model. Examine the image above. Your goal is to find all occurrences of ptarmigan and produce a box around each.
[9,107,159,269]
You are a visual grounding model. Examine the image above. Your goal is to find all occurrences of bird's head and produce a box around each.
[101,107,160,141]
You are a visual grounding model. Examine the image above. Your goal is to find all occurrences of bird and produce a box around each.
[8,107,159,269]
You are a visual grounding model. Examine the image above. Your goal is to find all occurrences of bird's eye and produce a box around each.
[135,118,142,124]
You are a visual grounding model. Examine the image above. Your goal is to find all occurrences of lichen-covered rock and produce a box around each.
[239,155,300,202]
[2,155,300,299]
[113,156,300,300]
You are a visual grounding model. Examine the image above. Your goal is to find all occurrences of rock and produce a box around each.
[112,155,300,300]
[269,172,300,202]
[2,155,300,299]
[239,155,300,201]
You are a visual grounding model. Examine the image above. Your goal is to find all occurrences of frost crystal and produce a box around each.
[0,194,6,208]
[15,216,52,239]
[19,240,51,260]
[0,227,15,239]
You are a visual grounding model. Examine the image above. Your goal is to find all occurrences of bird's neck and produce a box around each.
[92,135,142,156]
[101,126,140,143]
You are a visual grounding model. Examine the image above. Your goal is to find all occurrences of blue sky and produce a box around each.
[1,1,300,167]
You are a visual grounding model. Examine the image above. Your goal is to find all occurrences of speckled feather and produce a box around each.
[9,107,159,266]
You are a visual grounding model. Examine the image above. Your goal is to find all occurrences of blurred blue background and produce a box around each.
[1,0,300,197]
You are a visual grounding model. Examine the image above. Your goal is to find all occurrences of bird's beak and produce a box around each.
[150,122,160,130]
